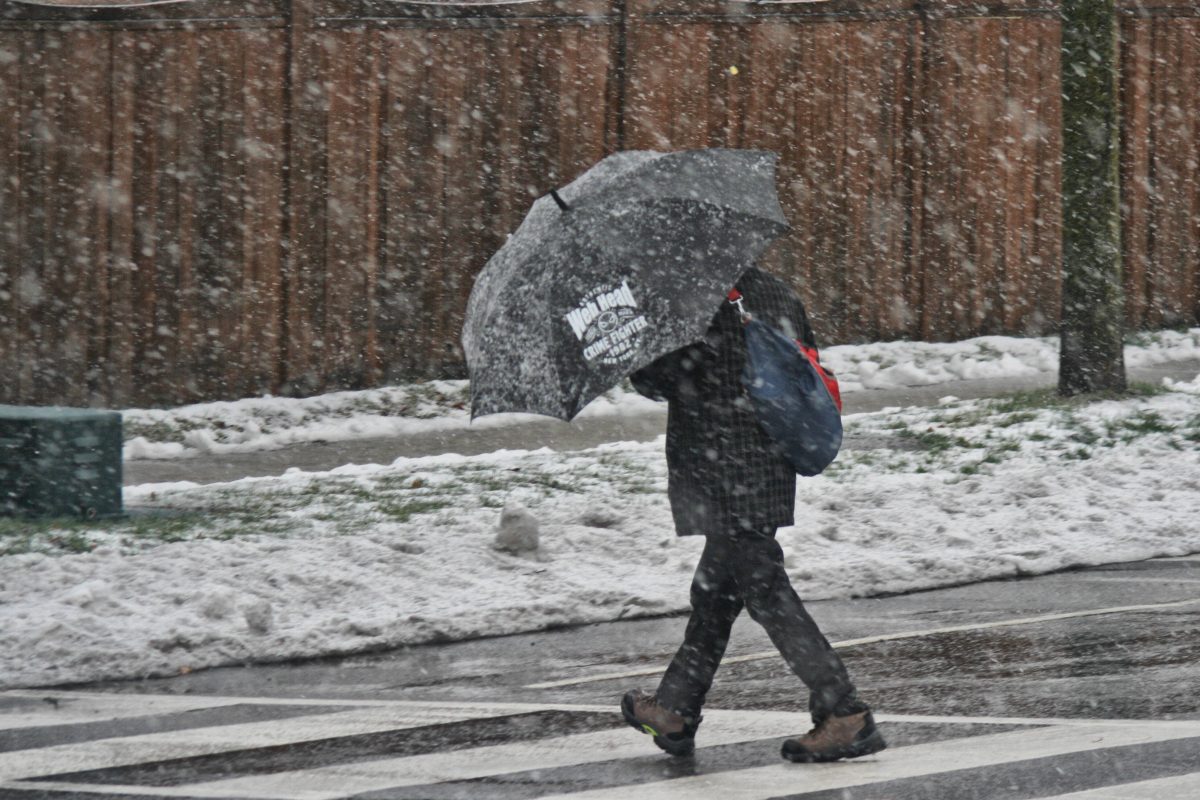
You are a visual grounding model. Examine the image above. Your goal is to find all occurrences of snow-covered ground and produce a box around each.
[122,328,1200,460]
[2,366,1199,689]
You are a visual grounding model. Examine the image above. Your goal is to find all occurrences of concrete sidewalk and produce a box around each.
[122,359,1200,486]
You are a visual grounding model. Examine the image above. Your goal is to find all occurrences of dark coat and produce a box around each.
[631,267,817,537]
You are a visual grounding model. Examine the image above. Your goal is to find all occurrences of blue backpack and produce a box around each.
[733,293,843,477]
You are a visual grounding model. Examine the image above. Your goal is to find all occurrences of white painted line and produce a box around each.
[0,693,255,731]
[0,781,217,798]
[9,693,1199,740]
[7,700,1200,800]
[524,596,1200,689]
[534,722,1200,800]
[90,711,1200,800]
[9,692,1198,737]
[158,708,817,800]
[1060,577,1200,585]
[0,704,515,783]
[1039,770,1200,799]
[874,713,1200,732]
[1,690,612,715]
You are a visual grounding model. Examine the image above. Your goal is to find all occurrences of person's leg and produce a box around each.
[730,529,885,762]
[731,530,864,720]
[623,535,743,755]
[654,534,744,718]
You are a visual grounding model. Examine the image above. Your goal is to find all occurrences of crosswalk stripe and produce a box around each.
[5,696,1200,800]
[0,780,220,797]
[531,723,1200,800]
[1040,771,1200,799]
[2,690,614,714]
[1,703,362,755]
[7,692,1195,734]
[875,713,1200,731]
[760,733,1200,800]
[0,693,254,730]
[0,704,518,783]
[27,709,620,793]
[338,720,1021,800]
[153,708,814,800]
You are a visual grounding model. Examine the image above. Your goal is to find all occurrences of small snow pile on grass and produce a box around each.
[122,381,660,461]
[820,335,1057,391]
[120,329,1200,461]
[822,326,1200,392]
[123,381,473,460]
[2,377,1199,688]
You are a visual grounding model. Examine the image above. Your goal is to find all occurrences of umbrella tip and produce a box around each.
[549,189,571,212]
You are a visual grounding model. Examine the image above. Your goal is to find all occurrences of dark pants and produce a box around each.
[655,529,863,722]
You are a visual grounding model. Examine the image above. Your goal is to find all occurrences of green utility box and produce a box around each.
[0,406,123,518]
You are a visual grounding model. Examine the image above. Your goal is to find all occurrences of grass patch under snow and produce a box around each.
[810,381,1187,481]
[0,447,664,557]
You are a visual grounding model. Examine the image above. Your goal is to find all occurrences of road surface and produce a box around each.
[3,555,1199,798]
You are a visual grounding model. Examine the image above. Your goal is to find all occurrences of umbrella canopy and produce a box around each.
[463,148,790,421]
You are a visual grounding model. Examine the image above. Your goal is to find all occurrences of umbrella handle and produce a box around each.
[727,288,752,323]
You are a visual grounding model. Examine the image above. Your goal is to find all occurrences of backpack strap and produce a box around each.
[731,286,842,412]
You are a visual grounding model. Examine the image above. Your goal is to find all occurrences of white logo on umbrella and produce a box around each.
[565,280,650,365]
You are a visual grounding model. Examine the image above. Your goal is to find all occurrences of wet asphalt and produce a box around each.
[82,556,1200,724]
[34,556,1199,798]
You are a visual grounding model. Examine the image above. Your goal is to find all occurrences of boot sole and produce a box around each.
[620,694,695,757]
[781,728,888,763]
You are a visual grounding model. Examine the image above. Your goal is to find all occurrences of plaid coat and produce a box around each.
[631,267,817,537]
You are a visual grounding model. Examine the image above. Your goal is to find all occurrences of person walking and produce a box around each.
[621,265,886,763]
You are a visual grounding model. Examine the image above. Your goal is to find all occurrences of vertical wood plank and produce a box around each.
[624,15,711,150]
[106,33,137,407]
[68,33,113,406]
[241,29,287,396]
[24,30,52,401]
[321,30,374,389]
[1030,18,1063,334]
[377,27,427,382]
[165,31,200,403]
[283,0,329,396]
[0,32,23,403]
[905,12,927,343]
[1181,22,1200,322]
[1150,20,1198,327]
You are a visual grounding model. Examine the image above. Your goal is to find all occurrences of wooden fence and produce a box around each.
[1,0,1197,407]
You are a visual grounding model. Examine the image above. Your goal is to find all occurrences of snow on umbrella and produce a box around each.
[462,148,790,421]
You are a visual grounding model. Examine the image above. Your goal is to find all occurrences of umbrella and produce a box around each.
[462,148,790,421]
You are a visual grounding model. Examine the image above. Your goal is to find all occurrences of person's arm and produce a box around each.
[630,338,714,401]
[629,348,686,401]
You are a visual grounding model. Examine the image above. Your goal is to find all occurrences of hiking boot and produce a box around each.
[781,710,887,763]
[620,689,700,757]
